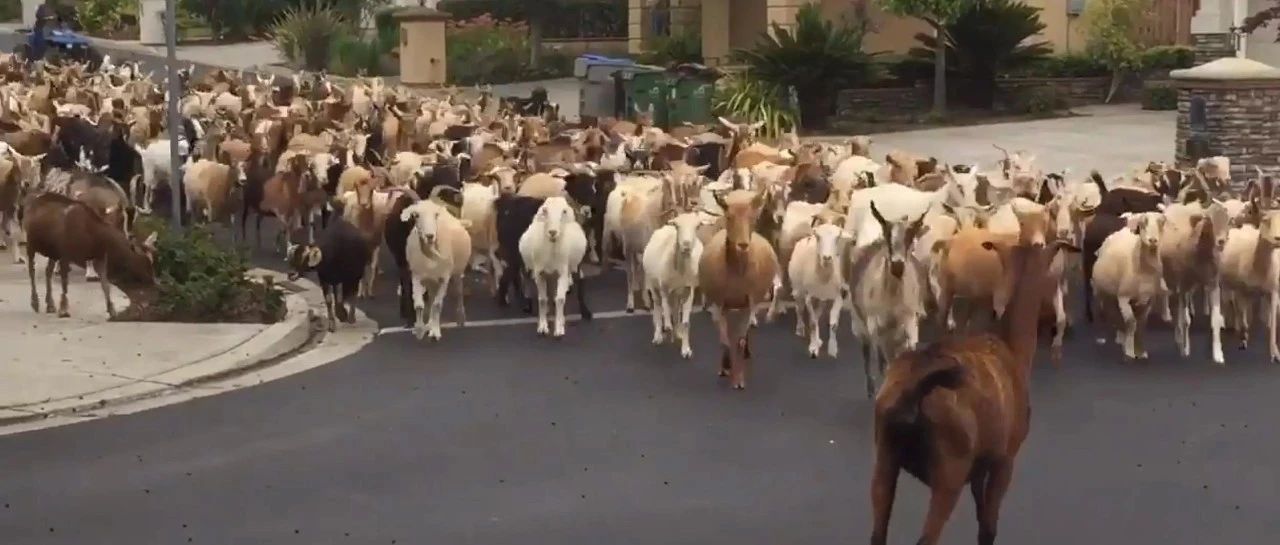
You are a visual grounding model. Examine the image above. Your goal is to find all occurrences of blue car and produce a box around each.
[14,26,103,69]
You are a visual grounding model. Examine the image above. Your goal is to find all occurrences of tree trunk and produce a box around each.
[529,17,544,69]
[932,35,947,116]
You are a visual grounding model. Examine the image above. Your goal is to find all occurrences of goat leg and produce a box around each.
[322,285,337,332]
[862,342,875,399]
[1208,283,1225,365]
[428,278,447,341]
[976,460,1016,545]
[552,270,570,338]
[915,471,966,545]
[453,273,466,328]
[1271,291,1280,365]
[534,274,550,336]
[806,297,821,358]
[868,446,900,545]
[827,297,842,359]
[649,285,665,345]
[44,257,57,314]
[412,280,428,340]
[733,336,748,390]
[573,271,592,321]
[96,258,115,318]
[679,286,694,359]
[27,249,38,312]
[57,261,71,318]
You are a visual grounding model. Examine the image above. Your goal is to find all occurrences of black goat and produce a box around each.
[564,168,616,263]
[286,216,371,332]
[494,194,546,313]
[384,192,419,327]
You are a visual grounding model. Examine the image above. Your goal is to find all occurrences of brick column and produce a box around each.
[628,0,646,54]
[1172,58,1280,181]
[1192,33,1237,65]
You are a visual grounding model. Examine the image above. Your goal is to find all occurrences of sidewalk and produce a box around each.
[0,262,370,429]
[0,21,282,70]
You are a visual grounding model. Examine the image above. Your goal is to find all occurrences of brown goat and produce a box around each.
[23,193,157,318]
[697,187,779,390]
[253,154,325,251]
[870,238,1078,545]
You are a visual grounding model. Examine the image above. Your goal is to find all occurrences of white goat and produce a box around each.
[1220,207,1280,363]
[1160,201,1231,365]
[134,137,190,213]
[402,199,472,341]
[519,197,589,337]
[641,211,708,358]
[1091,212,1167,361]
[848,202,930,398]
[790,222,852,358]
[461,180,502,293]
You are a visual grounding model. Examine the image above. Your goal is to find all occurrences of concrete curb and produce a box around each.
[0,270,346,431]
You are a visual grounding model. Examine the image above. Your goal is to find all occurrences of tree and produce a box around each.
[1083,0,1152,102]
[910,0,1051,109]
[880,0,969,116]
[732,4,879,129]
[1243,2,1280,40]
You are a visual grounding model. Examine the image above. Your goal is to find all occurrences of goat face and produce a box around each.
[811,223,849,269]
[537,197,576,243]
[1260,210,1280,246]
[719,189,766,254]
[285,242,323,280]
[1049,195,1077,243]
[401,200,449,250]
[869,201,927,279]
[1125,211,1165,249]
[669,212,703,257]
[11,152,46,189]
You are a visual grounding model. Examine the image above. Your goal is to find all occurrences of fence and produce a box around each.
[1137,0,1195,46]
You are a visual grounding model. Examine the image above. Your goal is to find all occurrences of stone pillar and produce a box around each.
[393,7,449,87]
[628,0,646,54]
[1172,58,1280,180]
[702,0,730,66]
[670,0,702,36]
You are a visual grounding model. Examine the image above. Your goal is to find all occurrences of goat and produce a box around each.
[23,193,156,318]
[401,199,472,340]
[697,187,779,390]
[789,221,853,358]
[285,216,371,332]
[519,196,593,337]
[1159,200,1231,365]
[849,202,930,397]
[1091,212,1167,361]
[183,154,246,237]
[870,239,1078,545]
[642,210,709,358]
[1081,172,1163,322]
[461,179,502,294]
[1220,204,1280,363]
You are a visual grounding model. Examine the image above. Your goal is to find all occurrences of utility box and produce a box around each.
[393,7,449,87]
[138,0,167,45]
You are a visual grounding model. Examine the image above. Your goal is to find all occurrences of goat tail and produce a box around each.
[882,360,966,428]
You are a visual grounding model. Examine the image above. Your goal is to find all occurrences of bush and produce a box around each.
[125,218,285,324]
[639,31,702,66]
[1011,87,1069,116]
[76,0,137,37]
[732,4,879,129]
[1011,53,1111,78]
[1142,85,1177,110]
[447,14,572,85]
[0,0,21,23]
[911,0,1052,109]
[271,1,352,71]
[329,8,398,76]
[713,77,797,141]
[1141,45,1194,72]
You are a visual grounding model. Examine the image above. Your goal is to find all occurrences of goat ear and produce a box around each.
[305,247,323,268]
[399,207,417,223]
[142,232,158,251]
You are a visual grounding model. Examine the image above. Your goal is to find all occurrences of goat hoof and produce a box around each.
[732,382,746,391]
[652,336,664,345]
[412,326,427,340]
[681,348,693,359]
[45,305,55,314]
[717,369,729,377]
[625,307,635,314]
[57,310,70,318]
[808,349,819,359]
[827,347,838,359]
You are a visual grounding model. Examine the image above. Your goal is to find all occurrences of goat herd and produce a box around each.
[1,53,1277,544]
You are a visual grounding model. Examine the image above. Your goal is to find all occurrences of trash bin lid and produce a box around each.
[577,54,636,67]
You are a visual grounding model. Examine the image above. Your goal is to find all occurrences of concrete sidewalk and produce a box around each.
[0,261,369,429]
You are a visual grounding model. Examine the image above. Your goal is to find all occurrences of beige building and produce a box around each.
[627,0,1190,67]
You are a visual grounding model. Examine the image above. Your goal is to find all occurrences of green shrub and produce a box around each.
[1009,53,1110,78]
[127,218,285,324]
[76,0,137,36]
[272,1,352,71]
[640,31,702,66]
[447,14,572,85]
[1141,45,1195,72]
[1012,87,1068,116]
[0,0,22,23]
[732,4,879,129]
[911,0,1052,108]
[1142,85,1177,110]
[713,77,797,141]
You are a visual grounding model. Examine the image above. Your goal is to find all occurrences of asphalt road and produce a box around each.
[1,32,1276,544]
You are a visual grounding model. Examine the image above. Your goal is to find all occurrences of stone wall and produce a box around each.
[1192,33,1236,66]
[836,84,929,118]
[1174,83,1280,178]
[994,77,1110,106]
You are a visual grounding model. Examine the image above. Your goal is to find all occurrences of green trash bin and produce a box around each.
[623,68,671,128]
[668,75,717,127]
